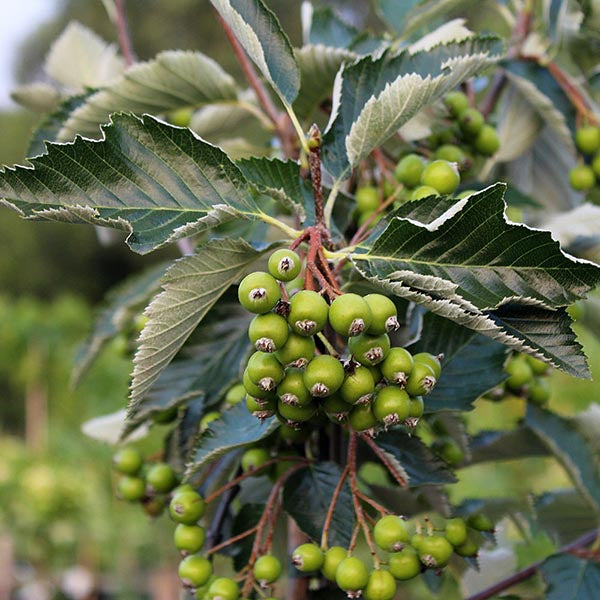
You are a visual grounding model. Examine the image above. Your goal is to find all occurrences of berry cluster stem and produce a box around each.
[320,464,350,550]
[360,433,408,489]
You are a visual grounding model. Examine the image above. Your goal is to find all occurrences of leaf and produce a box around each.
[372,430,457,487]
[469,428,550,464]
[44,21,124,91]
[408,311,507,412]
[10,83,61,113]
[58,50,238,141]
[283,462,354,546]
[73,262,166,385]
[210,0,300,104]
[0,113,263,254]
[541,554,600,599]
[129,239,278,411]
[375,0,422,33]
[186,402,278,475]
[81,409,149,445]
[540,204,600,251]
[526,404,600,515]
[408,19,474,54]
[304,5,359,49]
[322,38,503,179]
[401,0,478,36]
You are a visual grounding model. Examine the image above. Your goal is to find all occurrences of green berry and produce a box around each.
[206,577,239,600]
[349,402,378,432]
[279,422,309,443]
[411,185,440,200]
[303,355,345,397]
[363,294,399,334]
[170,108,193,127]
[328,293,373,337]
[169,490,206,524]
[405,362,436,396]
[592,153,600,178]
[474,124,500,155]
[146,463,178,493]
[349,333,391,366]
[505,357,533,392]
[526,354,550,375]
[274,332,316,367]
[458,108,485,136]
[277,368,311,406]
[569,165,595,191]
[178,554,212,588]
[380,347,414,386]
[364,570,397,600]
[336,557,369,592]
[445,518,467,547]
[268,249,302,282]
[373,386,411,426]
[243,368,274,400]
[412,352,442,379]
[277,399,317,423]
[467,513,494,531]
[389,546,421,580]
[575,125,600,155]
[292,543,324,572]
[288,290,329,336]
[444,91,469,117]
[455,533,479,557]
[174,524,206,554]
[248,313,289,353]
[374,515,410,552]
[113,447,143,475]
[323,394,351,422]
[238,271,281,314]
[340,366,375,405]
[356,186,380,213]
[418,535,454,568]
[421,160,460,195]
[434,144,466,165]
[407,396,424,425]
[225,383,245,407]
[246,395,276,420]
[410,533,426,551]
[247,352,285,392]
[117,475,145,501]
[435,438,465,466]
[241,447,270,473]
[394,154,425,187]
[253,555,282,584]
[321,546,348,581]
[142,496,166,517]
[528,377,551,405]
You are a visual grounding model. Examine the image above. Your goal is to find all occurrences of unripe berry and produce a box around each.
[336,557,369,592]
[363,294,399,334]
[380,347,414,386]
[178,554,212,588]
[247,352,284,392]
[113,447,143,475]
[349,333,391,366]
[248,313,289,353]
[455,534,479,557]
[356,186,380,213]
[474,124,500,155]
[277,399,317,423]
[243,368,275,400]
[321,546,348,580]
[388,546,421,580]
[434,437,464,466]
[412,352,442,378]
[287,290,329,336]
[445,518,467,546]
[421,160,460,195]
[238,272,281,314]
[406,396,424,427]
[253,555,282,585]
[373,515,410,552]
[569,165,595,191]
[394,154,425,187]
[526,354,550,376]
[277,368,311,406]
[117,475,145,501]
[142,496,166,517]
[504,357,533,392]
[405,362,436,396]
[303,355,345,397]
[241,447,270,473]
[575,125,600,155]
[411,185,440,200]
[363,569,397,600]
[373,386,411,426]
[528,377,551,405]
[418,535,454,568]
[349,402,377,432]
[274,332,315,367]
[292,543,324,572]
[328,293,373,337]
[174,524,206,554]
[592,153,600,178]
[206,577,239,600]
[169,490,205,524]
[444,91,469,117]
[279,422,309,443]
[458,108,485,136]
[225,383,245,407]
[246,395,276,420]
[268,249,302,282]
[146,462,178,493]
[323,394,351,422]
[434,144,466,165]
[468,513,494,531]
[340,366,375,405]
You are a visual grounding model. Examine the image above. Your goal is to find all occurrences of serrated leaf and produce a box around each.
[45,21,124,91]
[1,114,264,254]
[73,262,166,385]
[541,203,600,251]
[408,19,474,54]
[372,430,457,487]
[541,554,600,599]
[375,0,422,33]
[10,83,61,113]
[186,402,278,476]
[283,462,354,546]
[322,38,502,179]
[401,0,478,36]
[58,50,237,141]
[210,0,300,104]
[526,404,600,515]
[305,5,359,49]
[469,428,550,464]
[129,238,278,411]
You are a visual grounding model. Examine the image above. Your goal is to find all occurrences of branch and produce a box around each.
[205,479,240,551]
[360,433,408,488]
[308,125,324,230]
[320,464,350,549]
[114,0,136,66]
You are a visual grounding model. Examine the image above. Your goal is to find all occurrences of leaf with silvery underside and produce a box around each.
[129,239,277,414]
[0,114,265,255]
[322,37,503,179]
[11,83,61,114]
[210,0,300,105]
[57,50,237,141]
[541,553,600,600]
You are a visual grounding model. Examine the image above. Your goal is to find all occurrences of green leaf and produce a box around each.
[283,462,354,546]
[526,404,600,515]
[58,50,237,140]
[375,0,422,33]
[469,428,550,464]
[210,0,300,104]
[401,0,478,36]
[372,430,457,487]
[1,113,263,254]
[186,402,278,476]
[129,239,278,411]
[73,262,166,385]
[322,38,502,179]
[305,5,359,49]
[541,554,600,599]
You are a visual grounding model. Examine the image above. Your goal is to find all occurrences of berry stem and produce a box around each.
[206,525,259,556]
[348,521,361,554]
[114,0,136,66]
[360,433,409,489]
[316,332,341,358]
[355,489,391,517]
[320,464,350,550]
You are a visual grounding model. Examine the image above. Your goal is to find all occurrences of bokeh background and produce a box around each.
[0,2,599,600]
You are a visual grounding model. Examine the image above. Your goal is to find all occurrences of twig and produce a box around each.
[349,187,403,247]
[320,464,350,549]
[207,526,259,556]
[480,72,507,118]
[360,433,408,488]
[308,125,325,231]
[356,489,391,516]
[114,0,135,66]
[205,481,240,551]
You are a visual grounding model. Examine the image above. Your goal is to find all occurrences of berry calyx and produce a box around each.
[247,352,285,392]
[248,313,289,353]
[380,347,414,386]
[328,293,373,337]
[373,515,410,552]
[323,394,351,422]
[388,546,421,580]
[243,368,275,400]
[178,554,212,588]
[246,395,276,421]
[169,489,206,524]
[241,447,270,473]
[174,524,206,554]
[206,577,239,600]
[238,272,281,314]
[373,386,411,426]
[418,535,454,568]
[321,546,348,580]
[336,557,369,594]
[394,154,425,188]
[421,160,460,195]
[303,355,345,397]
[146,462,178,493]
[292,543,324,572]
[113,447,143,475]
[445,518,467,547]
[363,294,399,335]
[349,333,391,366]
[363,569,397,600]
[253,554,282,585]
[405,362,436,396]
[340,365,375,405]
[287,290,329,336]
[117,475,146,501]
[268,249,302,282]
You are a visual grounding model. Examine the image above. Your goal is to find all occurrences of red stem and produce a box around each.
[360,433,408,488]
[114,0,135,66]
[320,464,350,549]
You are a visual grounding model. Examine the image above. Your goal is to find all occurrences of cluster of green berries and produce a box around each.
[112,446,179,515]
[237,250,443,435]
[568,124,600,193]
[500,352,552,406]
